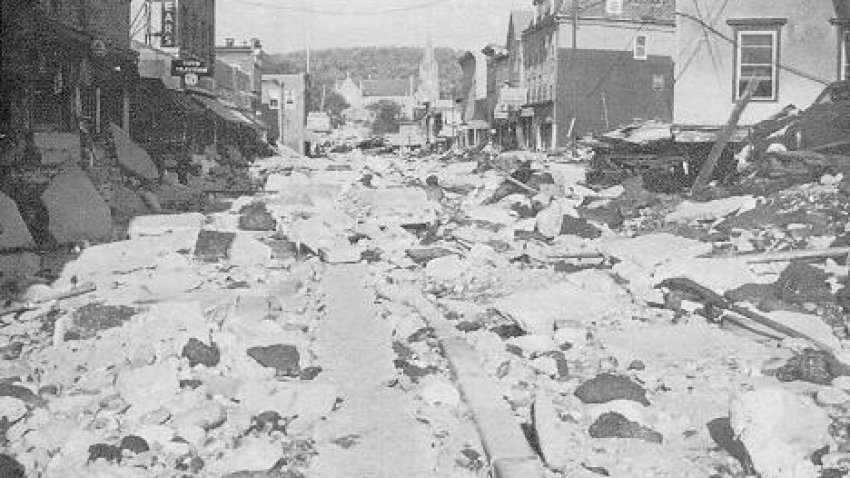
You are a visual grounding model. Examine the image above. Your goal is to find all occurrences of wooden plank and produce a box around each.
[743,246,850,264]
[375,283,545,477]
[691,79,760,193]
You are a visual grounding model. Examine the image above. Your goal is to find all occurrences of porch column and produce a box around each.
[551,121,558,150]
[122,88,130,132]
[95,87,102,133]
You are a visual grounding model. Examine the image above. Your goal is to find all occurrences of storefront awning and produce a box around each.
[193,96,249,124]
[463,120,491,130]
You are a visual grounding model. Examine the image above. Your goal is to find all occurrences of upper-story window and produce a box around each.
[606,0,624,15]
[736,30,778,100]
[730,19,785,101]
[634,35,648,60]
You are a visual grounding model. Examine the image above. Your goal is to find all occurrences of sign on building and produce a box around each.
[161,1,177,48]
[171,59,210,76]
[284,90,295,110]
[498,87,528,111]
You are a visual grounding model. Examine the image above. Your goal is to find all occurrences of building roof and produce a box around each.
[509,10,534,38]
[360,79,411,97]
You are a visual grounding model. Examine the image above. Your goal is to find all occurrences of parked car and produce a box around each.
[785,80,850,154]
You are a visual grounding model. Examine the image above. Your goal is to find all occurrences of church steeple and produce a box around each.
[416,32,440,105]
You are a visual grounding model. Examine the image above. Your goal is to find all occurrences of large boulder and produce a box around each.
[729,387,831,478]
[0,193,34,250]
[41,167,112,244]
[109,123,159,180]
[494,281,625,336]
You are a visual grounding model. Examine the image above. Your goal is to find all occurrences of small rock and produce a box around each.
[120,435,150,454]
[177,455,205,474]
[0,383,42,405]
[180,379,203,390]
[247,344,301,377]
[239,203,277,232]
[182,338,221,368]
[588,412,663,443]
[172,403,227,431]
[88,443,123,463]
[251,411,284,433]
[775,349,838,385]
[816,387,850,407]
[821,452,850,470]
[0,454,26,478]
[0,397,27,423]
[299,367,323,381]
[574,373,650,406]
[706,417,753,473]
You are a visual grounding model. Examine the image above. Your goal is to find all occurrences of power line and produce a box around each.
[224,0,453,16]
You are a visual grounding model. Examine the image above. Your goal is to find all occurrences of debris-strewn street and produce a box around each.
[1,141,850,477]
[3,0,850,477]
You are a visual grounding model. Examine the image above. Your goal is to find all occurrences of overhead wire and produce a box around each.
[674,10,832,85]
[223,0,453,16]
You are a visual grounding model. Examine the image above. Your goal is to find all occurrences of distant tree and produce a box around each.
[367,100,402,135]
[323,91,349,128]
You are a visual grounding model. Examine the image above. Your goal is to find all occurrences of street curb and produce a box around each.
[376,284,545,478]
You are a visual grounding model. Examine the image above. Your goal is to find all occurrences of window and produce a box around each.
[652,74,665,91]
[634,35,648,60]
[843,29,850,80]
[269,98,280,109]
[606,0,623,15]
[736,30,778,100]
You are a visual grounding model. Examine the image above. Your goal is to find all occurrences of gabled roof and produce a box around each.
[509,10,534,39]
[360,79,411,97]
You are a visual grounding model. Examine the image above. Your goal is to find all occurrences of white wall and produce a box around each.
[674,0,841,126]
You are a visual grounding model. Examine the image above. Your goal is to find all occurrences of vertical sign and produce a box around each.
[161,1,177,48]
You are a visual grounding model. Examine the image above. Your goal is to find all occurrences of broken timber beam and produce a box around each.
[691,79,760,194]
[743,246,850,264]
[376,283,545,478]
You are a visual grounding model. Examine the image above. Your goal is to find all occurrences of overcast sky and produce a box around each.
[216,0,534,54]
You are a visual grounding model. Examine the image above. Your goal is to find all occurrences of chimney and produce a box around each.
[225,38,235,47]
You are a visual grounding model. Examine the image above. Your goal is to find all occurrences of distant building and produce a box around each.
[335,76,416,122]
[456,51,491,147]
[504,10,534,148]
[216,38,264,111]
[261,73,306,154]
[523,0,675,149]
[675,0,850,129]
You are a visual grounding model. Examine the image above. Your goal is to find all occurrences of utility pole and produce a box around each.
[571,0,578,147]
[145,0,152,45]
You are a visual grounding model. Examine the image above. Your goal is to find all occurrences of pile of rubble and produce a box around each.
[2,140,850,477]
